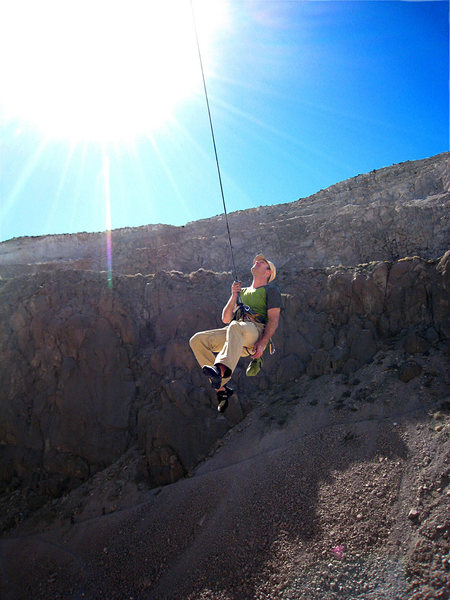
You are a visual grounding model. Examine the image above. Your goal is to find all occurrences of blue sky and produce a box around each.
[0,0,448,242]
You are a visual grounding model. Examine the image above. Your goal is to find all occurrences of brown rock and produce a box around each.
[408,508,420,521]
[399,360,423,383]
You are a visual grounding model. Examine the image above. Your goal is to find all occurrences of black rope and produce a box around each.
[190,0,239,283]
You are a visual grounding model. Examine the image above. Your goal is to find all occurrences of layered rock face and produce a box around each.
[0,152,448,277]
[0,153,449,513]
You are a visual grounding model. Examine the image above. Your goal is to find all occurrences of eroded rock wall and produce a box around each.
[0,252,448,500]
[0,153,448,278]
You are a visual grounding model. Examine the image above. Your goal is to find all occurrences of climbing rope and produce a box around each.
[190,0,239,282]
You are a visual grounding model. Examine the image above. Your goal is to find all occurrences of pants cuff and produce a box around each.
[215,362,232,378]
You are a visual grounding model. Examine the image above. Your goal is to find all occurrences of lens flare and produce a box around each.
[332,544,345,559]
[103,153,113,289]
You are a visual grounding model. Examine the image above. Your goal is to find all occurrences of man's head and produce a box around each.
[252,254,276,283]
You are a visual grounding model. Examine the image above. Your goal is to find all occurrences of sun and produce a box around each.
[0,0,228,142]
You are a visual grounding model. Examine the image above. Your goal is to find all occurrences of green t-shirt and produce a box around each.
[239,284,282,324]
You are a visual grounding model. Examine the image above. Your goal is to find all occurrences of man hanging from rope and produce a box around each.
[189,254,281,413]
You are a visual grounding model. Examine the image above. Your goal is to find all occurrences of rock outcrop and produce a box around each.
[0,152,448,277]
[0,152,449,521]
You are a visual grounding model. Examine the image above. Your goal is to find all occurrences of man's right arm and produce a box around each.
[222,281,242,323]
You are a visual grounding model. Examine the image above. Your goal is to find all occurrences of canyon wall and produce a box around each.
[0,152,448,277]
[0,152,448,511]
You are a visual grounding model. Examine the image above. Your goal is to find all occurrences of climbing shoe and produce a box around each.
[246,357,263,376]
[202,364,222,389]
[217,385,234,413]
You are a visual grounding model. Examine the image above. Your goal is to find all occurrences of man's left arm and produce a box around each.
[252,307,280,359]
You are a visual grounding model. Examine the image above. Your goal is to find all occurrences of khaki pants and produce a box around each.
[189,320,265,386]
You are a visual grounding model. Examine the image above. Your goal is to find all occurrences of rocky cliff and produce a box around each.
[0,151,449,499]
[0,152,448,277]
[0,152,449,599]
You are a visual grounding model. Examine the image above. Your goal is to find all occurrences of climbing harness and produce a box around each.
[234,302,265,324]
[242,338,276,358]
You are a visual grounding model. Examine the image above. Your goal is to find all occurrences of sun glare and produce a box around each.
[0,0,228,142]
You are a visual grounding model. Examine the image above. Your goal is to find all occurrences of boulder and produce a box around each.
[398,360,423,383]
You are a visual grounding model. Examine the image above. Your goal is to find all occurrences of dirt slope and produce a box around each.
[1,343,448,600]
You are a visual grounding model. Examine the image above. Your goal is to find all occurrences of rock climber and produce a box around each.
[189,254,281,413]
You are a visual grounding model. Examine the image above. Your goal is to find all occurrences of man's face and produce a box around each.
[252,258,271,280]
